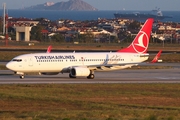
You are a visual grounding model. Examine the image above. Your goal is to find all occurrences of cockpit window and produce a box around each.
[12,59,22,62]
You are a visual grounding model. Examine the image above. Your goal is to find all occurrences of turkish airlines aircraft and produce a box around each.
[6,18,154,79]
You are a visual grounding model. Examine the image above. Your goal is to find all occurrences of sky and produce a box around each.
[0,0,180,11]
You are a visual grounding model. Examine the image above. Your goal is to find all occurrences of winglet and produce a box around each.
[117,18,154,53]
[151,50,162,63]
[47,45,52,53]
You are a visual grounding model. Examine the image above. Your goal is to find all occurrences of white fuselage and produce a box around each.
[6,52,149,73]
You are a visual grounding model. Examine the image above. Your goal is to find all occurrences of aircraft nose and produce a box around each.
[6,62,13,70]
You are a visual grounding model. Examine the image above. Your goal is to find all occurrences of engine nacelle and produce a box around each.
[40,72,59,75]
[70,67,90,77]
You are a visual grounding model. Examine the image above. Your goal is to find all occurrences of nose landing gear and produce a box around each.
[15,72,25,79]
[20,75,24,79]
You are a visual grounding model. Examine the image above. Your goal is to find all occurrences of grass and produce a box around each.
[158,54,180,62]
[0,51,30,62]
[0,65,7,70]
[1,41,180,51]
[0,84,180,120]
[130,65,172,69]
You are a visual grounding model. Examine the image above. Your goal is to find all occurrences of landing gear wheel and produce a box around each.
[20,75,24,79]
[69,74,76,78]
[87,74,94,79]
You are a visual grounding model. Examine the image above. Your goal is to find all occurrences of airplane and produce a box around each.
[6,18,155,79]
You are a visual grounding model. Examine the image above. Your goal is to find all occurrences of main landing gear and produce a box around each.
[87,74,94,79]
[87,70,94,79]
[69,73,76,78]
[69,73,95,79]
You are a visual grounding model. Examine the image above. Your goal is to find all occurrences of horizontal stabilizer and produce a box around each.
[151,50,162,63]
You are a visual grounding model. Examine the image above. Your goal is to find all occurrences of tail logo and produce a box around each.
[132,31,149,53]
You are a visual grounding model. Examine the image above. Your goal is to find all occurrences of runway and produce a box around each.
[0,68,180,84]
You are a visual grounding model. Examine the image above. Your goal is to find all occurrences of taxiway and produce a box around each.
[0,68,180,84]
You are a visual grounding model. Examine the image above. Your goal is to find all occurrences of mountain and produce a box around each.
[25,0,98,11]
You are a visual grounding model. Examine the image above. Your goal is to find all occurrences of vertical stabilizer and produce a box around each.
[117,18,154,53]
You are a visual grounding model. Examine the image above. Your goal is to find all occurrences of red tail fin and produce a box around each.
[117,18,154,53]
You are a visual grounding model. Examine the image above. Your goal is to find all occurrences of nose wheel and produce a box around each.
[20,75,24,79]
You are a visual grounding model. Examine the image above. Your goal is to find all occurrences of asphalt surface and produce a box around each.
[0,67,180,84]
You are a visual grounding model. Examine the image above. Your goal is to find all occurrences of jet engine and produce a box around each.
[70,67,90,78]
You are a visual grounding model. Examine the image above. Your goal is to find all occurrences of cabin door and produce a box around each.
[28,57,33,66]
